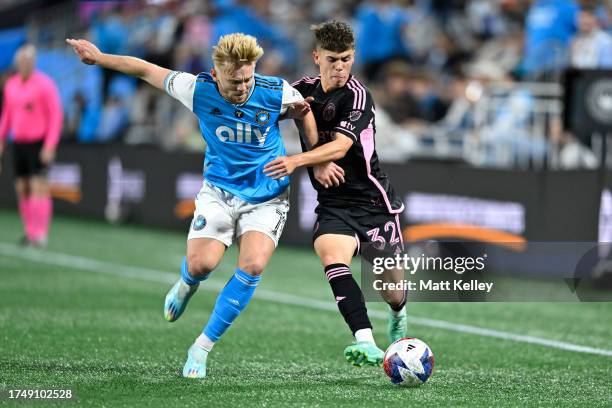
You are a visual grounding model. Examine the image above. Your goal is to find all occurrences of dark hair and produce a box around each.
[310,20,355,52]
[580,4,597,14]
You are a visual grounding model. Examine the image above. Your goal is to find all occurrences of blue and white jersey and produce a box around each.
[164,70,303,203]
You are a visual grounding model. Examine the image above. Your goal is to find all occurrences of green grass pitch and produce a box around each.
[0,209,611,407]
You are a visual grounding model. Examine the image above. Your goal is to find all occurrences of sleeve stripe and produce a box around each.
[164,71,178,94]
[347,77,366,110]
[256,77,282,86]
[334,127,357,140]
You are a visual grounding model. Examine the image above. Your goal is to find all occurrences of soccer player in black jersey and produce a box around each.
[264,20,407,367]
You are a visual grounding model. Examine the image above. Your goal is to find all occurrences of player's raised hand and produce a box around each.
[66,38,101,65]
[314,162,345,188]
[263,156,298,179]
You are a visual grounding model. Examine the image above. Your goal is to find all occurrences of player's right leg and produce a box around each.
[13,143,35,245]
[164,238,225,322]
[314,233,384,367]
[14,177,33,245]
[164,182,232,322]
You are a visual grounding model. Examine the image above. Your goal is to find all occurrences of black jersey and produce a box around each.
[292,75,404,215]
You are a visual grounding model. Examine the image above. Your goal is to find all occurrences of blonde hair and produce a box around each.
[15,44,36,63]
[212,33,264,71]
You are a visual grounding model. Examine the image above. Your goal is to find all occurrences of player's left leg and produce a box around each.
[14,177,34,245]
[360,213,408,343]
[201,231,275,343]
[314,233,384,367]
[13,143,36,245]
[28,175,51,247]
[183,192,288,379]
[379,267,408,343]
[183,232,276,379]
[165,237,226,323]
[166,181,235,324]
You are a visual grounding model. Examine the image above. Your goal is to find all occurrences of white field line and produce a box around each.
[1,242,611,357]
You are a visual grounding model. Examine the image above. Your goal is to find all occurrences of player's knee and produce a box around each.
[14,180,29,198]
[320,254,346,268]
[238,258,266,276]
[187,254,217,278]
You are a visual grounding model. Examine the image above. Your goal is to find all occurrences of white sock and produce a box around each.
[194,333,215,352]
[178,280,198,298]
[354,328,376,345]
[389,305,406,317]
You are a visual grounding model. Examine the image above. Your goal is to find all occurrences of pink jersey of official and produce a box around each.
[0,70,63,149]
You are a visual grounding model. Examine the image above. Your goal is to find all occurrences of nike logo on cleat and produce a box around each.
[335,296,346,302]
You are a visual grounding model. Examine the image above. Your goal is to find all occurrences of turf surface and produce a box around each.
[0,209,611,407]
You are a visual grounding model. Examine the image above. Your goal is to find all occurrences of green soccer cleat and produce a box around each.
[343,341,384,367]
[387,306,407,343]
[182,345,208,379]
[164,279,198,322]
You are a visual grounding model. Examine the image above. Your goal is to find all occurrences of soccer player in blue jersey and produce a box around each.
[67,34,337,379]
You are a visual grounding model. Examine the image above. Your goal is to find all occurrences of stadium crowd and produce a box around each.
[1,0,611,167]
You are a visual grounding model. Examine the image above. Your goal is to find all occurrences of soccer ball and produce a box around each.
[383,338,434,386]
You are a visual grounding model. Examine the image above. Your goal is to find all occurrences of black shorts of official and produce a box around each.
[312,206,405,260]
[12,140,47,177]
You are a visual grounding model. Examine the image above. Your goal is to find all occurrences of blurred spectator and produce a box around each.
[3,0,593,170]
[66,91,100,143]
[549,117,599,169]
[96,95,128,143]
[522,0,578,79]
[405,69,449,122]
[466,0,511,39]
[210,0,297,72]
[355,0,412,80]
[571,5,612,68]
[124,85,161,146]
[371,107,418,162]
[375,62,420,123]
[90,5,129,99]
[469,25,523,75]
[439,73,478,131]
[376,62,448,124]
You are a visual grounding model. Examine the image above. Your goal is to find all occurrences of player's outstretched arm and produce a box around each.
[66,38,170,90]
[263,132,352,180]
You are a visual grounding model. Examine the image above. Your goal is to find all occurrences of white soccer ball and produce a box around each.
[383,338,434,386]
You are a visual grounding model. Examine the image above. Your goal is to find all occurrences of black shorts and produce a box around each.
[313,206,404,258]
[12,141,47,177]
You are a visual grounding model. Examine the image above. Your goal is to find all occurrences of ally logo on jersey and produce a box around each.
[215,122,271,145]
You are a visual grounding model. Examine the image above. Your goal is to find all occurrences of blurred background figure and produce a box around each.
[571,4,612,68]
[355,0,412,80]
[0,44,63,247]
[522,0,578,80]
[0,0,609,167]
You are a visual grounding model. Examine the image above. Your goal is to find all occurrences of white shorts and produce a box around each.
[187,181,290,247]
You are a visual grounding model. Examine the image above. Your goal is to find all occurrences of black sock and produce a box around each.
[324,263,372,334]
[389,288,408,312]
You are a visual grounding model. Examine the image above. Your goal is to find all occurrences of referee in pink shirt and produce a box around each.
[0,44,63,247]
